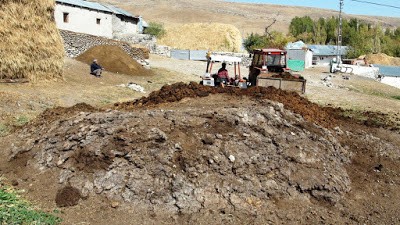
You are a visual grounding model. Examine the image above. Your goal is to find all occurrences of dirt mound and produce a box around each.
[365,53,400,66]
[75,45,153,76]
[114,82,338,128]
[4,93,400,224]
[2,85,400,224]
[55,186,82,207]
[158,23,243,52]
[6,96,353,220]
[34,103,99,126]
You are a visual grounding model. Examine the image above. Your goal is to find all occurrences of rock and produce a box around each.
[111,201,120,208]
[202,135,215,145]
[228,155,236,162]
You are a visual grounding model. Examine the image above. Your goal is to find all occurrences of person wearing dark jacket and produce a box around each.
[90,59,104,77]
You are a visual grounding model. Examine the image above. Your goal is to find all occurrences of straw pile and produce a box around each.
[0,0,64,81]
[365,53,400,66]
[158,23,243,52]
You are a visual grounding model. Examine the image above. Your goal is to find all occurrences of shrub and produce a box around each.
[144,22,166,38]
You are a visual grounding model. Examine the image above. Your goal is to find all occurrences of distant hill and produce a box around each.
[99,0,400,36]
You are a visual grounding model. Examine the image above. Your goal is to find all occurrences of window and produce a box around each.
[96,18,101,25]
[63,12,69,23]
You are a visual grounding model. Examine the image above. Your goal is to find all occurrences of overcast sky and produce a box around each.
[227,0,400,18]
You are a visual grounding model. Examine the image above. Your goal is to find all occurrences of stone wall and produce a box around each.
[60,30,149,62]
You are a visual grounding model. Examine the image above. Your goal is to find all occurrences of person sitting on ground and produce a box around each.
[90,59,104,77]
[217,62,230,86]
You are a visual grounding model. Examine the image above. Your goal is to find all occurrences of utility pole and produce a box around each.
[336,0,344,64]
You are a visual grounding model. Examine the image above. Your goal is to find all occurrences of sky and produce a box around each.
[227,0,400,18]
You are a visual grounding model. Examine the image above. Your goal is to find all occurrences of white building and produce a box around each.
[285,41,313,71]
[309,45,348,67]
[54,0,143,39]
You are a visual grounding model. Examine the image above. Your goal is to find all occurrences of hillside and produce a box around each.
[100,0,400,35]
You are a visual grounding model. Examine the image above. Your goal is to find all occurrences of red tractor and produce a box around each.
[248,48,306,93]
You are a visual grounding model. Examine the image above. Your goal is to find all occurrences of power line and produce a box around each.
[350,0,400,10]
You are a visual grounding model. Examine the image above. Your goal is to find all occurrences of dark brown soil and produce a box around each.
[75,45,153,76]
[55,186,82,207]
[114,82,399,131]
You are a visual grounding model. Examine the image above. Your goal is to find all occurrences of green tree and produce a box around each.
[325,17,338,44]
[289,16,314,37]
[243,32,294,52]
[143,22,166,38]
[243,33,267,52]
[312,18,327,44]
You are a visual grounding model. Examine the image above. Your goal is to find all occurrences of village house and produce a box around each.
[308,45,348,66]
[285,41,313,71]
[54,0,147,39]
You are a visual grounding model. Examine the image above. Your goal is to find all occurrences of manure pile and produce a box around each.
[4,83,400,224]
[0,0,64,81]
[158,23,242,52]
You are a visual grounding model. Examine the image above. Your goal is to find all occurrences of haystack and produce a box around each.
[76,45,153,76]
[158,23,243,52]
[0,0,64,81]
[365,53,400,66]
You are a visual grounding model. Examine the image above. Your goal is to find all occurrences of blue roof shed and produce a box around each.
[309,45,348,56]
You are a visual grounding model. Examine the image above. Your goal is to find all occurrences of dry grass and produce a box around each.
[0,0,64,81]
[365,53,400,66]
[158,23,243,52]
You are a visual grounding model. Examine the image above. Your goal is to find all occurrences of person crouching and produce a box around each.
[90,59,104,77]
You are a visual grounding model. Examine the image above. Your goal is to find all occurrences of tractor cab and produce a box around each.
[201,54,246,88]
[248,49,288,86]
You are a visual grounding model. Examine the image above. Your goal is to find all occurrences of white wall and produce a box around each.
[55,4,113,38]
[112,15,138,37]
[314,56,335,66]
[381,77,400,89]
[331,63,379,79]
[305,50,313,68]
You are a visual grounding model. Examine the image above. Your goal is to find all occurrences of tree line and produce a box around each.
[244,16,400,59]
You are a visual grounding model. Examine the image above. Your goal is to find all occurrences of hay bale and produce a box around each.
[365,53,400,66]
[0,0,64,81]
[75,45,153,76]
[158,23,243,52]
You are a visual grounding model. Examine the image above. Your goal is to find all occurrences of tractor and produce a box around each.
[248,48,306,93]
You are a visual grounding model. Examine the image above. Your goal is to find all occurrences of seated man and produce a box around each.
[90,59,104,77]
[216,62,230,86]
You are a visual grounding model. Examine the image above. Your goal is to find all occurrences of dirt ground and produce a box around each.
[1,55,400,225]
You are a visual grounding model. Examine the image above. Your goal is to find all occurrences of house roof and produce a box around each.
[286,41,308,50]
[55,0,138,18]
[308,45,348,56]
[102,4,137,18]
[375,64,400,77]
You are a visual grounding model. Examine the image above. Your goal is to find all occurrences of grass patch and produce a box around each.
[0,124,9,137]
[15,115,29,126]
[392,95,400,100]
[0,185,62,225]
